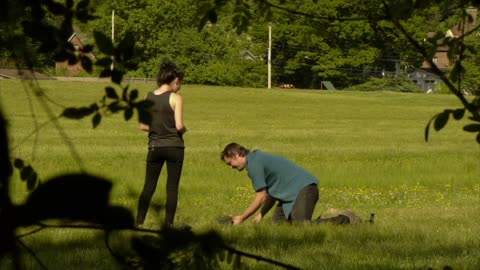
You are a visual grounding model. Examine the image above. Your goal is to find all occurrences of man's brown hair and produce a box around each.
[220,143,250,160]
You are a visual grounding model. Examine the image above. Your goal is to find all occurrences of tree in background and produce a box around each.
[197,0,480,141]
[82,0,267,87]
[3,0,479,92]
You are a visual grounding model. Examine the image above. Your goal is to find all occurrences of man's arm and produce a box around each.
[252,195,275,223]
[233,188,267,225]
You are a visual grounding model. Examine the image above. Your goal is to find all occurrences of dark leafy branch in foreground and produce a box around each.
[426,108,480,143]
[14,221,301,270]
[12,159,41,191]
[60,84,154,128]
[379,0,480,143]
[59,29,151,127]
[4,158,301,269]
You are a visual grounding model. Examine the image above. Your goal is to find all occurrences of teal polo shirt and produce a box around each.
[246,150,319,217]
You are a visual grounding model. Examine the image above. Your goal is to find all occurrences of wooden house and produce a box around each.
[55,32,95,75]
[421,7,477,71]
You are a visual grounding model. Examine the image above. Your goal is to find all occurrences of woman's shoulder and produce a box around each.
[169,91,183,101]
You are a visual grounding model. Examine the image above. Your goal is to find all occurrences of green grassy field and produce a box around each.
[0,80,479,270]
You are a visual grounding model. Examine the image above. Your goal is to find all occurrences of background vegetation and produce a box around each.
[2,0,480,89]
[1,80,479,269]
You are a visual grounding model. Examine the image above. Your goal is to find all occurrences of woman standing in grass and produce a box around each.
[136,59,187,228]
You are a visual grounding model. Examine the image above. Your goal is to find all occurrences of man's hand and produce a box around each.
[232,188,268,225]
[232,215,244,225]
[252,214,263,224]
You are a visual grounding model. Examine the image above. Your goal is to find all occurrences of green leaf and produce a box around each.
[433,111,449,131]
[108,101,123,113]
[89,103,99,111]
[13,158,25,169]
[463,124,480,132]
[124,107,133,121]
[26,172,38,191]
[105,87,119,99]
[20,165,34,181]
[452,108,465,120]
[95,57,113,68]
[129,89,138,102]
[470,113,480,122]
[61,107,95,119]
[80,55,93,73]
[92,113,102,128]
[99,69,112,78]
[94,31,114,55]
[111,70,123,85]
[117,32,136,61]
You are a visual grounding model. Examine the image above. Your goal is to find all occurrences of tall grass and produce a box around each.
[0,80,479,269]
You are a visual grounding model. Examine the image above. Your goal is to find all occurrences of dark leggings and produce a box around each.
[272,184,319,223]
[136,146,184,227]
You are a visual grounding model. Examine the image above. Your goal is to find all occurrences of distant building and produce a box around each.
[408,69,440,93]
[55,32,95,75]
[240,50,256,61]
[421,7,477,71]
[411,7,477,92]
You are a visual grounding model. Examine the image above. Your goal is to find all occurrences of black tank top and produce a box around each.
[146,91,184,147]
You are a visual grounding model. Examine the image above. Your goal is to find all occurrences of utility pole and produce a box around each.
[111,10,115,71]
[268,24,272,89]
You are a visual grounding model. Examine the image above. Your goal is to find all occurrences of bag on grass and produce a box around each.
[312,208,375,225]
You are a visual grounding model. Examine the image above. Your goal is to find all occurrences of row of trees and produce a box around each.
[2,0,480,89]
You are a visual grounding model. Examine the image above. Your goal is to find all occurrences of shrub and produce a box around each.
[345,76,422,92]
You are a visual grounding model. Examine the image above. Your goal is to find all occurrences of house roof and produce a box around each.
[240,50,256,60]
[63,31,95,60]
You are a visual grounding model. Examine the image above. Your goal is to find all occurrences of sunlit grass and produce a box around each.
[0,80,479,269]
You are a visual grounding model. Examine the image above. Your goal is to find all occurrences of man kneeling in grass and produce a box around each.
[220,143,319,225]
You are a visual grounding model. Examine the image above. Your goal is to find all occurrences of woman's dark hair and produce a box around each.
[220,143,250,160]
[156,59,184,86]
